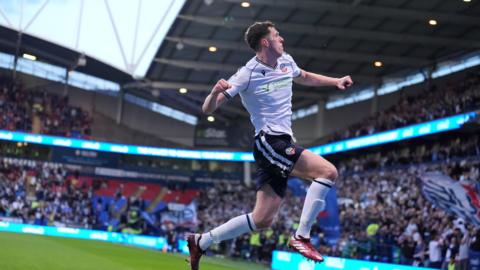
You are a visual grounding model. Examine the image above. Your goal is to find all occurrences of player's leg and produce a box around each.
[288,149,337,261]
[187,131,289,269]
[252,183,283,229]
[198,184,282,248]
[187,184,282,270]
[291,149,337,238]
[187,211,258,270]
[198,183,281,250]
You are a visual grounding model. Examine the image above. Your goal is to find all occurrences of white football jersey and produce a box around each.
[224,53,301,136]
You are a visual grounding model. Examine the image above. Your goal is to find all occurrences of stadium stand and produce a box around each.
[0,1,479,269]
[328,72,480,143]
[0,68,478,269]
[192,133,480,267]
[0,76,91,138]
[0,68,478,268]
[0,157,200,236]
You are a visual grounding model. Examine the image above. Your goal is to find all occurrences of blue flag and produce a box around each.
[317,187,341,245]
[288,178,341,245]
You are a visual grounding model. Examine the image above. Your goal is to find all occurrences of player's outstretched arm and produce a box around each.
[293,70,353,90]
[202,79,231,114]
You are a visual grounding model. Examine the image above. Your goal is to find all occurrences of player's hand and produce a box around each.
[336,76,353,90]
[212,79,232,95]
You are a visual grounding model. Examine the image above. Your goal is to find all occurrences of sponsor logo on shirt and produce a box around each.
[258,78,292,93]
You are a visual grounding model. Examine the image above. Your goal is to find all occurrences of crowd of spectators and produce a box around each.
[0,158,95,228]
[0,131,478,268]
[0,70,479,268]
[333,159,479,269]
[0,157,190,238]
[192,133,480,268]
[329,71,480,143]
[0,76,91,138]
[0,158,149,234]
[335,134,479,175]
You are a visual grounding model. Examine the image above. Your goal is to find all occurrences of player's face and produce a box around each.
[265,27,284,56]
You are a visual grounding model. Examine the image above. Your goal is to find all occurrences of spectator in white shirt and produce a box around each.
[428,230,443,268]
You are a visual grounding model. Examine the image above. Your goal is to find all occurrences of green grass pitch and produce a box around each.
[0,232,269,270]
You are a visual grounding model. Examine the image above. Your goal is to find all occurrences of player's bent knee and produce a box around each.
[324,165,338,181]
[314,165,338,181]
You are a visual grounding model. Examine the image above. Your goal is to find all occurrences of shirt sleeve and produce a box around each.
[283,53,301,77]
[223,67,251,99]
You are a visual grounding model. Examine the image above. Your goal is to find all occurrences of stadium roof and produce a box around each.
[0,0,185,80]
[139,0,480,124]
[0,25,132,84]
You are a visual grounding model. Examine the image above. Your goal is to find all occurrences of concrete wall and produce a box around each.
[120,97,194,146]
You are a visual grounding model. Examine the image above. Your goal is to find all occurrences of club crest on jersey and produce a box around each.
[280,63,288,73]
[285,146,295,155]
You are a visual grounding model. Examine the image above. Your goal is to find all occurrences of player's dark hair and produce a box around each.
[244,21,275,52]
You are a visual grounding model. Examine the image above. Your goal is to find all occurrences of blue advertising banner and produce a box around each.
[310,111,476,156]
[0,221,167,250]
[51,147,120,167]
[0,112,475,162]
[470,250,480,270]
[318,187,341,245]
[271,250,436,270]
[91,167,241,185]
[178,239,189,254]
